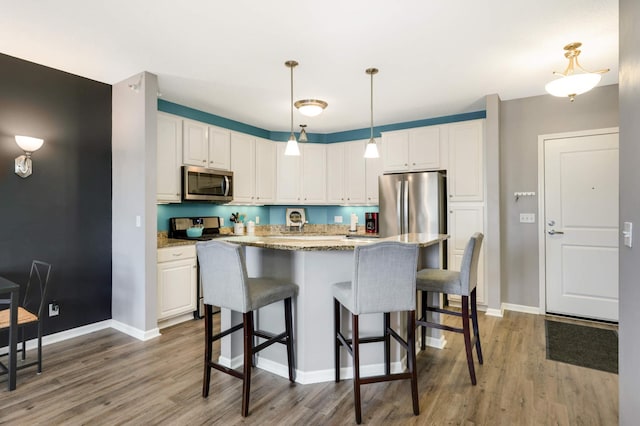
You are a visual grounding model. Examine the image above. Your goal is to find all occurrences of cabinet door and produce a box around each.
[344,141,366,204]
[448,205,485,305]
[157,113,182,203]
[448,120,484,202]
[208,125,231,170]
[409,126,441,170]
[365,152,384,205]
[255,138,276,204]
[381,131,409,172]
[326,143,346,204]
[157,257,197,320]
[182,119,209,166]
[276,143,302,203]
[230,132,256,204]
[301,144,327,204]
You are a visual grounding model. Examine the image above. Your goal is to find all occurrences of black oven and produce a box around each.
[182,166,233,203]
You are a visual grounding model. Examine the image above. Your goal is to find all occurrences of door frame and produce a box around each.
[537,127,619,315]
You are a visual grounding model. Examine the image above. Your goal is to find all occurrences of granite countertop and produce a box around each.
[158,232,447,251]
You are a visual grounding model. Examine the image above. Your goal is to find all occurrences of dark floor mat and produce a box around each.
[545,319,618,374]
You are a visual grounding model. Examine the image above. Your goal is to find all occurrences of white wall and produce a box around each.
[112,72,159,338]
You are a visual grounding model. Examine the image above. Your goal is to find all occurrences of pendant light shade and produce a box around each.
[364,67,380,158]
[284,60,300,156]
[298,124,308,142]
[544,42,609,102]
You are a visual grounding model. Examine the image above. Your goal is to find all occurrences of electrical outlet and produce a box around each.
[49,302,59,317]
[520,213,536,223]
[255,216,260,224]
[334,216,343,223]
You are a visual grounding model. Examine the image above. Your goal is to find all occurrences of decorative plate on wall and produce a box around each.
[285,208,306,227]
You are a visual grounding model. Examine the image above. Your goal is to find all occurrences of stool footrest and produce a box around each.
[360,372,413,385]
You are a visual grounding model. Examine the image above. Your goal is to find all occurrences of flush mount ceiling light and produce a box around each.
[298,124,308,142]
[294,99,328,117]
[364,67,380,159]
[284,60,300,156]
[545,42,609,102]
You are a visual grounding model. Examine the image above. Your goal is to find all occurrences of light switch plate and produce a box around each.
[623,222,633,248]
[520,213,536,223]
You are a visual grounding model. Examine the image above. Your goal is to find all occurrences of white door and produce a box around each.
[543,130,619,321]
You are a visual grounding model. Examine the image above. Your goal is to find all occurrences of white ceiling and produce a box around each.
[0,0,618,134]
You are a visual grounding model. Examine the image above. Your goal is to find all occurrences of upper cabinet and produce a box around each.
[381,125,445,173]
[447,120,484,202]
[276,143,326,204]
[157,112,183,203]
[183,119,231,170]
[365,152,384,205]
[230,135,276,205]
[254,138,276,204]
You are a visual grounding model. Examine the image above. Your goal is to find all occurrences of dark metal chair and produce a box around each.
[0,260,53,375]
[416,232,484,385]
[333,241,420,424]
[196,240,298,417]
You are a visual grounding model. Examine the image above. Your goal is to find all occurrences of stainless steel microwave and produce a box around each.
[182,166,233,203]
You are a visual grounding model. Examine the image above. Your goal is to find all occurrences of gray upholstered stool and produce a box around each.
[196,240,298,417]
[416,232,484,385]
[333,241,420,424]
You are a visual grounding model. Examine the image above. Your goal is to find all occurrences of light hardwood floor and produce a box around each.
[0,311,618,425]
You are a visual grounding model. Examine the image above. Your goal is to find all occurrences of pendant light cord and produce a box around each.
[370,71,374,140]
[290,64,294,137]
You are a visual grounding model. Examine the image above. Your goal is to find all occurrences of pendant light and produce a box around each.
[545,42,609,102]
[298,124,308,142]
[284,60,300,156]
[364,67,380,158]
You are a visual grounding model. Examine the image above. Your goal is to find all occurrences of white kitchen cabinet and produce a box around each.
[255,138,276,204]
[157,245,197,321]
[276,143,326,204]
[448,120,484,202]
[230,132,256,204]
[381,125,444,173]
[344,141,366,204]
[326,143,346,204]
[301,144,327,204]
[447,205,485,305]
[365,149,384,205]
[183,119,231,170]
[157,112,183,203]
[326,140,372,205]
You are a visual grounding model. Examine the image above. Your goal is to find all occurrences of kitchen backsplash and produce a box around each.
[157,204,378,232]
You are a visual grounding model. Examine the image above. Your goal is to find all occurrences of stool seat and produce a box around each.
[416,269,464,295]
[246,278,298,311]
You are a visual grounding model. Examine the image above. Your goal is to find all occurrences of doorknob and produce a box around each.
[548,220,556,226]
[548,229,564,235]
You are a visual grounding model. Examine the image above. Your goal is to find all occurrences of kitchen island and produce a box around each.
[213,233,447,384]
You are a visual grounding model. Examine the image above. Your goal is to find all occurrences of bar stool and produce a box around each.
[333,241,420,424]
[196,240,298,417]
[416,232,484,385]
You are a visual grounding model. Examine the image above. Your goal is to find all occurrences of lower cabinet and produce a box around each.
[157,245,197,321]
[448,204,485,305]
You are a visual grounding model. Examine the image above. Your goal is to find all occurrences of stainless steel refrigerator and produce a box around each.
[378,171,447,237]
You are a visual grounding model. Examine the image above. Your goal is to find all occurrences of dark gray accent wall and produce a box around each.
[0,53,112,342]
[619,0,640,420]
[499,84,618,306]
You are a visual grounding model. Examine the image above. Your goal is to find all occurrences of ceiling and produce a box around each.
[0,1,618,134]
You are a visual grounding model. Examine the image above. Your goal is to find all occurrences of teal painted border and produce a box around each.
[158,99,486,144]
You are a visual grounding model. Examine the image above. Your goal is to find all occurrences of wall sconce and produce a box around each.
[15,135,44,178]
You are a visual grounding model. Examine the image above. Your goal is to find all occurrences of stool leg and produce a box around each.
[352,313,362,424]
[471,288,483,365]
[461,296,477,385]
[202,304,213,398]
[407,310,419,416]
[242,312,254,417]
[334,298,341,383]
[420,291,427,350]
[284,297,296,382]
[383,312,391,375]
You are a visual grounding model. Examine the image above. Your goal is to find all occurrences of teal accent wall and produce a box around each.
[158,204,378,231]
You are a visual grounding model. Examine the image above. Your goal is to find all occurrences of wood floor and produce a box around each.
[0,311,618,425]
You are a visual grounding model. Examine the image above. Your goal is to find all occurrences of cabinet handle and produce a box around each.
[405,163,408,166]
[449,195,453,198]
[176,193,179,196]
[413,162,416,165]
[193,265,197,269]
[172,253,183,257]
[202,160,206,163]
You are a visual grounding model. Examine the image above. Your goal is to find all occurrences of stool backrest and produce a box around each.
[460,232,484,296]
[351,241,419,314]
[197,240,250,313]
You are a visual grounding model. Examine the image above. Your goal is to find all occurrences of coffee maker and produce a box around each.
[365,212,378,234]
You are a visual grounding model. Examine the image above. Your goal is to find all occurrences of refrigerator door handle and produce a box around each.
[396,180,403,233]
[402,179,409,234]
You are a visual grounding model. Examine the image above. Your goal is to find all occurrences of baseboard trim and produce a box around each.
[501,303,541,315]
[158,312,195,330]
[110,320,161,341]
[485,308,503,317]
